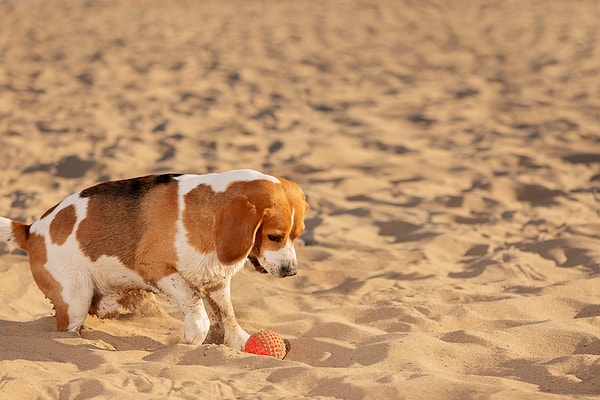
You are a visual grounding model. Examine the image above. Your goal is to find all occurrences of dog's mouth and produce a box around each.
[248,255,268,274]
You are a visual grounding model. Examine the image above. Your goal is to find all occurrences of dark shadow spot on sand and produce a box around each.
[330,207,371,217]
[0,318,106,371]
[518,155,548,170]
[290,164,324,174]
[562,153,600,165]
[463,178,491,192]
[574,304,600,319]
[454,214,491,225]
[76,72,94,86]
[391,176,424,185]
[496,358,600,395]
[504,285,544,295]
[518,239,598,269]
[23,163,53,174]
[375,220,438,243]
[301,56,331,72]
[157,140,176,162]
[55,155,96,178]
[179,91,201,101]
[463,244,489,257]
[407,113,436,127]
[6,190,37,209]
[311,104,337,113]
[227,71,240,87]
[368,271,434,281]
[515,184,564,205]
[152,120,169,133]
[449,259,498,279]
[170,61,185,71]
[575,339,600,355]
[502,210,516,221]
[268,140,284,154]
[252,107,277,121]
[313,277,365,295]
[454,88,479,99]
[302,216,323,246]
[36,121,69,134]
[437,195,464,208]
[347,194,421,208]
[363,139,410,154]
[542,118,579,132]
[308,177,345,186]
[333,116,364,127]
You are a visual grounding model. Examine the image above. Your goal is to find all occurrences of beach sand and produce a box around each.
[1,0,600,398]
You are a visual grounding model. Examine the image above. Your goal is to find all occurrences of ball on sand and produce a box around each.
[244,329,287,359]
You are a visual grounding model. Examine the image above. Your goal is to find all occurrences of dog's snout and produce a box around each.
[279,263,297,277]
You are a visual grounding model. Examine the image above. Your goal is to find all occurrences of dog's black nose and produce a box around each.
[279,263,297,277]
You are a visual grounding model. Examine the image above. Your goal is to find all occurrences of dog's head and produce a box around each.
[214,177,307,277]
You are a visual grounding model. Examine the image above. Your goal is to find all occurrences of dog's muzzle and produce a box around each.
[248,256,267,274]
[248,256,297,277]
[278,261,297,277]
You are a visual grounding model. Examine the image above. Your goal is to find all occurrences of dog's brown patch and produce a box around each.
[77,174,180,282]
[182,184,217,254]
[27,233,70,330]
[11,221,31,251]
[134,182,180,282]
[49,205,76,246]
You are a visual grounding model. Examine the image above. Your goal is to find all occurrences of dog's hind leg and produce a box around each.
[31,265,94,333]
[26,234,92,332]
[33,263,93,331]
[90,293,120,319]
[51,268,94,332]
[61,282,94,333]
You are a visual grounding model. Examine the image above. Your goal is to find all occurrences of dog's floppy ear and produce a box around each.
[214,195,265,265]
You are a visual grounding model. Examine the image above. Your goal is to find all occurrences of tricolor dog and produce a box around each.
[0,169,307,350]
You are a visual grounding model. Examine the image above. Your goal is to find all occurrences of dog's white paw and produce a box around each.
[183,311,211,345]
[224,326,251,351]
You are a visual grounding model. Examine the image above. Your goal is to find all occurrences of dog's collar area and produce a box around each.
[248,255,268,274]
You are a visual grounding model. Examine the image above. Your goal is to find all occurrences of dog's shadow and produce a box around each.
[0,317,111,370]
[0,315,179,370]
[0,291,233,370]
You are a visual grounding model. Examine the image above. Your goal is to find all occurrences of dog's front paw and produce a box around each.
[224,326,251,351]
[183,311,211,345]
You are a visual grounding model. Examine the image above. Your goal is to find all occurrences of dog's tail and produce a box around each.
[0,217,30,252]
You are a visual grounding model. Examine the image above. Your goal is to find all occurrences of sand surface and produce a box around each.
[1,0,600,398]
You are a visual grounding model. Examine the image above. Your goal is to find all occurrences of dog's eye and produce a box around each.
[267,234,284,243]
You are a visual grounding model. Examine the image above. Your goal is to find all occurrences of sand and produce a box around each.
[1,0,600,398]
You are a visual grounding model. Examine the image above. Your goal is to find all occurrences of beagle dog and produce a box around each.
[0,169,307,350]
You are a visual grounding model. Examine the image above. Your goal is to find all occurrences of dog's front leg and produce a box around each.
[204,277,250,350]
[157,273,210,344]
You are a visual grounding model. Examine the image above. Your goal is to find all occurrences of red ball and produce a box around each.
[244,329,287,359]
